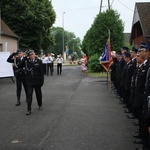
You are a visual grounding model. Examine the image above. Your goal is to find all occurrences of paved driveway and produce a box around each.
[0,66,137,150]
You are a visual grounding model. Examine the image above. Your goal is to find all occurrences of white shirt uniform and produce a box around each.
[57,57,63,64]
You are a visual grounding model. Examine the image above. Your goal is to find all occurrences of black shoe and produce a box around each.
[117,95,120,99]
[133,120,139,126]
[26,111,31,115]
[127,114,136,119]
[135,128,139,133]
[124,109,131,113]
[132,133,140,138]
[119,101,125,105]
[39,106,43,110]
[135,148,143,150]
[15,102,21,106]
[133,138,143,144]
[119,98,123,101]
[123,105,127,108]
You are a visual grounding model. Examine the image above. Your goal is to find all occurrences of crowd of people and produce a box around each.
[7,49,90,115]
[40,53,63,76]
[110,43,150,150]
[6,43,150,149]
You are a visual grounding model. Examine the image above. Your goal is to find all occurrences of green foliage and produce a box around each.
[0,0,56,53]
[81,9,124,56]
[88,53,101,72]
[51,27,81,56]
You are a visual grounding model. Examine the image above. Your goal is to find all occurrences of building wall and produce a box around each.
[132,35,145,48]
[0,35,18,53]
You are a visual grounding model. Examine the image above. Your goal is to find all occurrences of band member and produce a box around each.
[56,54,63,75]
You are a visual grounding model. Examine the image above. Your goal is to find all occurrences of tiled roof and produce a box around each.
[136,2,150,37]
[1,19,19,39]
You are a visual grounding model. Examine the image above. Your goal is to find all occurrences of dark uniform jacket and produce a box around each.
[120,61,127,88]
[19,57,44,86]
[130,58,137,88]
[125,61,134,90]
[133,60,149,108]
[116,58,125,82]
[7,54,26,79]
[129,59,138,106]
[110,57,117,83]
[143,61,150,121]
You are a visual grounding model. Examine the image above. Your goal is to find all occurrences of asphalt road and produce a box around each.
[0,66,138,150]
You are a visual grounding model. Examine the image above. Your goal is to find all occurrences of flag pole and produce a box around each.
[100,29,113,92]
[108,29,110,40]
[107,29,110,84]
[108,29,112,92]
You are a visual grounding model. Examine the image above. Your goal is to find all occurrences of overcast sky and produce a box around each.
[52,0,150,41]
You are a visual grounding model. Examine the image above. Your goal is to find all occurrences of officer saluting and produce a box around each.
[19,50,44,115]
[7,49,28,106]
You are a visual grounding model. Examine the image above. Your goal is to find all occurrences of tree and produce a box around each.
[0,0,56,53]
[81,9,124,56]
[51,27,81,57]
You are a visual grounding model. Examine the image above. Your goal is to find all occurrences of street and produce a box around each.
[0,66,137,150]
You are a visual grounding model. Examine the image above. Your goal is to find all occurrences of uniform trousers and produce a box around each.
[57,63,62,75]
[27,85,42,111]
[135,107,144,137]
[42,64,47,75]
[47,63,53,76]
[142,118,150,150]
[16,77,28,99]
[123,89,131,109]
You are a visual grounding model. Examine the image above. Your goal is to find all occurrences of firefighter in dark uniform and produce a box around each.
[120,46,129,100]
[120,52,128,102]
[110,52,118,90]
[115,51,124,99]
[19,50,44,115]
[123,52,134,113]
[7,49,28,106]
[132,43,149,145]
[136,43,150,150]
[127,47,138,119]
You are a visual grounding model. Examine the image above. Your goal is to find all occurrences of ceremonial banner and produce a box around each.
[100,38,113,72]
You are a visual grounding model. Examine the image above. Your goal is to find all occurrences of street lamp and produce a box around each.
[62,12,65,58]
[73,43,74,54]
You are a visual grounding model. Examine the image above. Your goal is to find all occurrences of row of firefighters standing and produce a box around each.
[110,42,150,150]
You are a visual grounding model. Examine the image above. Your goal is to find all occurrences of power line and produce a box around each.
[111,0,115,6]
[117,0,133,12]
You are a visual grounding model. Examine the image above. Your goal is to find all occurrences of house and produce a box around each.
[0,19,19,52]
[130,2,150,47]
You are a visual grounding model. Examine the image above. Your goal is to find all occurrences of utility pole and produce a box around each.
[99,0,103,13]
[99,0,111,13]
[108,0,110,10]
[62,12,65,57]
